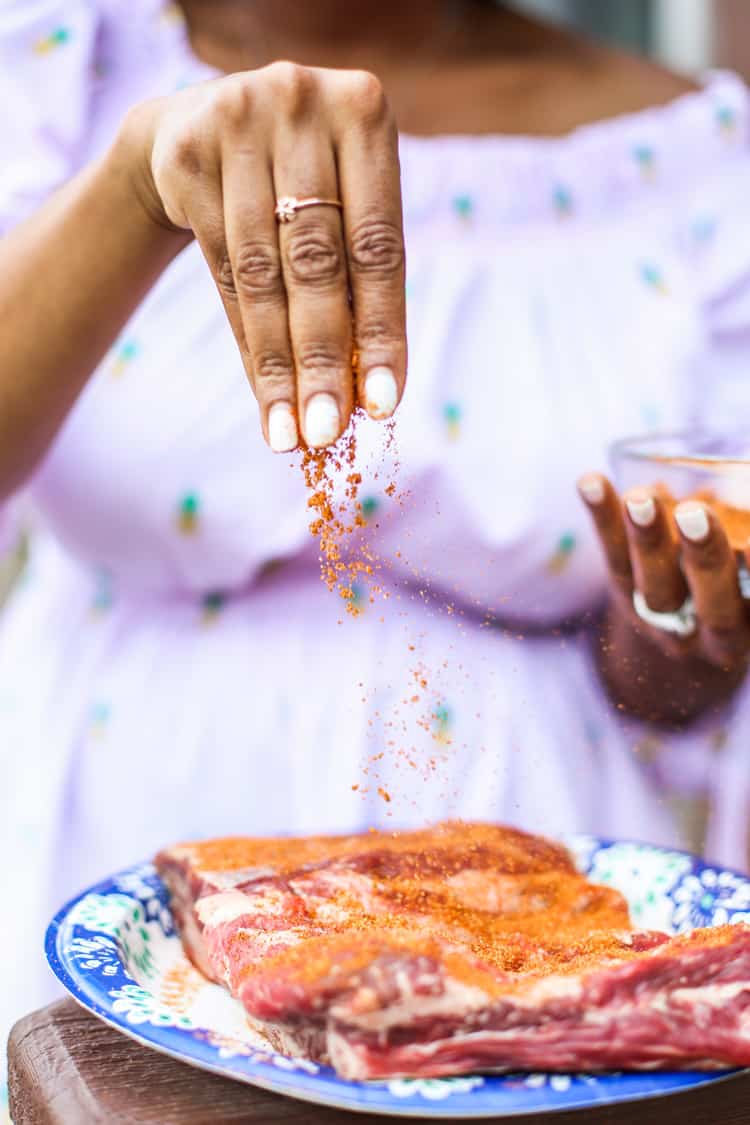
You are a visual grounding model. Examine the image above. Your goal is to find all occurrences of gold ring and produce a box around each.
[275,196,343,223]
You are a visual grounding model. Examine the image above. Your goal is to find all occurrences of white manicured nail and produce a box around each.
[364,367,398,419]
[268,402,298,452]
[675,502,710,543]
[305,393,340,447]
[578,475,605,505]
[626,495,656,528]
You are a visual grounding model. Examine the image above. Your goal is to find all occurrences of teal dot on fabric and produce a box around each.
[432,704,453,743]
[557,532,576,555]
[202,591,225,614]
[639,263,665,290]
[51,27,71,44]
[119,340,139,361]
[350,582,364,609]
[92,569,114,612]
[178,493,201,534]
[443,403,462,425]
[90,702,111,724]
[433,704,451,727]
[361,496,379,519]
[111,337,140,375]
[584,720,602,747]
[452,195,473,219]
[553,185,573,214]
[633,144,654,167]
[717,105,736,130]
[691,215,717,243]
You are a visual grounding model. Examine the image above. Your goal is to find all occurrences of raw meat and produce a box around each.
[155,821,750,1079]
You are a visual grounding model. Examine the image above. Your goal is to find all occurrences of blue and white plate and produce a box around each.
[46,837,750,1118]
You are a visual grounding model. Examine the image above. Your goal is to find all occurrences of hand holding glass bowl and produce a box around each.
[577,432,750,725]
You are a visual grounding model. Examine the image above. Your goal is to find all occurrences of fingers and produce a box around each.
[329,71,407,420]
[577,474,633,600]
[273,126,353,448]
[579,476,750,669]
[154,66,407,450]
[622,488,688,613]
[219,129,301,452]
[177,171,276,436]
[674,501,747,666]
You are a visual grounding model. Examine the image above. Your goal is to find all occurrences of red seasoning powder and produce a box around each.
[301,417,374,614]
[301,375,404,615]
[300,387,462,806]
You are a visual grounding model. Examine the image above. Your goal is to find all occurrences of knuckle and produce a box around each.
[689,536,726,571]
[253,348,295,387]
[703,632,743,669]
[347,69,389,126]
[348,218,404,277]
[704,604,742,634]
[232,240,284,299]
[266,60,316,117]
[285,225,344,286]
[610,563,633,590]
[354,316,403,351]
[212,78,253,130]
[167,129,203,176]
[213,247,238,301]
[296,340,348,374]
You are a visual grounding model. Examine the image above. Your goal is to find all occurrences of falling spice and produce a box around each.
[301,419,375,615]
[300,354,403,615]
[297,357,475,811]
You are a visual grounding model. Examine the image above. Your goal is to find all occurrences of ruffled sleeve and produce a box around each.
[678,73,750,429]
[0,2,99,554]
[0,0,99,234]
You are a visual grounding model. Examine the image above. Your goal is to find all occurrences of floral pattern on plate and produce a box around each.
[46,837,750,1118]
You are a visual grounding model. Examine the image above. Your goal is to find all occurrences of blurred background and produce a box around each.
[517,0,749,78]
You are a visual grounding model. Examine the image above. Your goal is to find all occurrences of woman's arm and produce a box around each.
[0,64,407,503]
[0,136,187,499]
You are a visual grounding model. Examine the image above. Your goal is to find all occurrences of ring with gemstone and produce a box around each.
[632,590,697,638]
[274,196,343,223]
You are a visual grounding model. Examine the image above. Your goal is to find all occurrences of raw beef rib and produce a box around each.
[155,821,750,1079]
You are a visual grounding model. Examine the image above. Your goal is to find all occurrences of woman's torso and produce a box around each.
[5,0,750,1040]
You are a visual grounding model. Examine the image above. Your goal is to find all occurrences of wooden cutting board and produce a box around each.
[8,999,750,1124]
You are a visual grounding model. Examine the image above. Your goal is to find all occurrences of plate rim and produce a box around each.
[45,834,750,1119]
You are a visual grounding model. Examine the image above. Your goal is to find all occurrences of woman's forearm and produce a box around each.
[0,123,188,499]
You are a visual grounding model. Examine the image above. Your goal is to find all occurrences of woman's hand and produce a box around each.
[578,474,750,726]
[125,63,407,450]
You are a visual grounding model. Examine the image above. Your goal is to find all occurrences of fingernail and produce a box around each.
[578,475,605,505]
[305,393,340,447]
[268,402,298,452]
[364,367,398,420]
[626,494,656,528]
[675,502,710,543]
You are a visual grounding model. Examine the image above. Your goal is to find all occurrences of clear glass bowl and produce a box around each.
[610,430,750,551]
